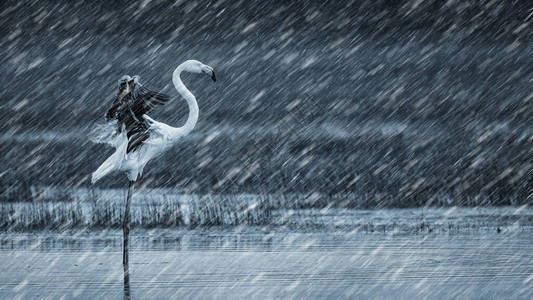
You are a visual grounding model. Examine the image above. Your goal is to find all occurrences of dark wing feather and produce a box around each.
[124,85,170,153]
[126,123,150,153]
[106,82,130,121]
[130,85,171,119]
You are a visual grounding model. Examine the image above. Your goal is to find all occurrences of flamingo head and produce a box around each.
[183,60,216,82]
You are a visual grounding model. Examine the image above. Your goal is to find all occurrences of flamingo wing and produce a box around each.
[130,84,171,118]
[124,83,170,153]
[126,123,150,153]
[105,80,131,121]
[105,76,141,142]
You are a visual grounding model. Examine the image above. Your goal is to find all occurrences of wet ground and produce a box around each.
[1,212,532,299]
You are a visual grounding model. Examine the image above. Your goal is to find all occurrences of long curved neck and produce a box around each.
[172,64,199,136]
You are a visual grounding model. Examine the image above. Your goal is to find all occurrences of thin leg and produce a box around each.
[123,180,134,267]
[123,262,131,300]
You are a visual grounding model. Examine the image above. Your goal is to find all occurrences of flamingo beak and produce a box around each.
[211,71,216,82]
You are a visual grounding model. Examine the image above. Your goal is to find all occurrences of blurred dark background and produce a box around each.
[0,0,531,206]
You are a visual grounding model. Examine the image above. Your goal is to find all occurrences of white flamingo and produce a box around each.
[91,60,216,267]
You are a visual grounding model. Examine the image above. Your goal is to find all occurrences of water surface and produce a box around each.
[1,224,531,299]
